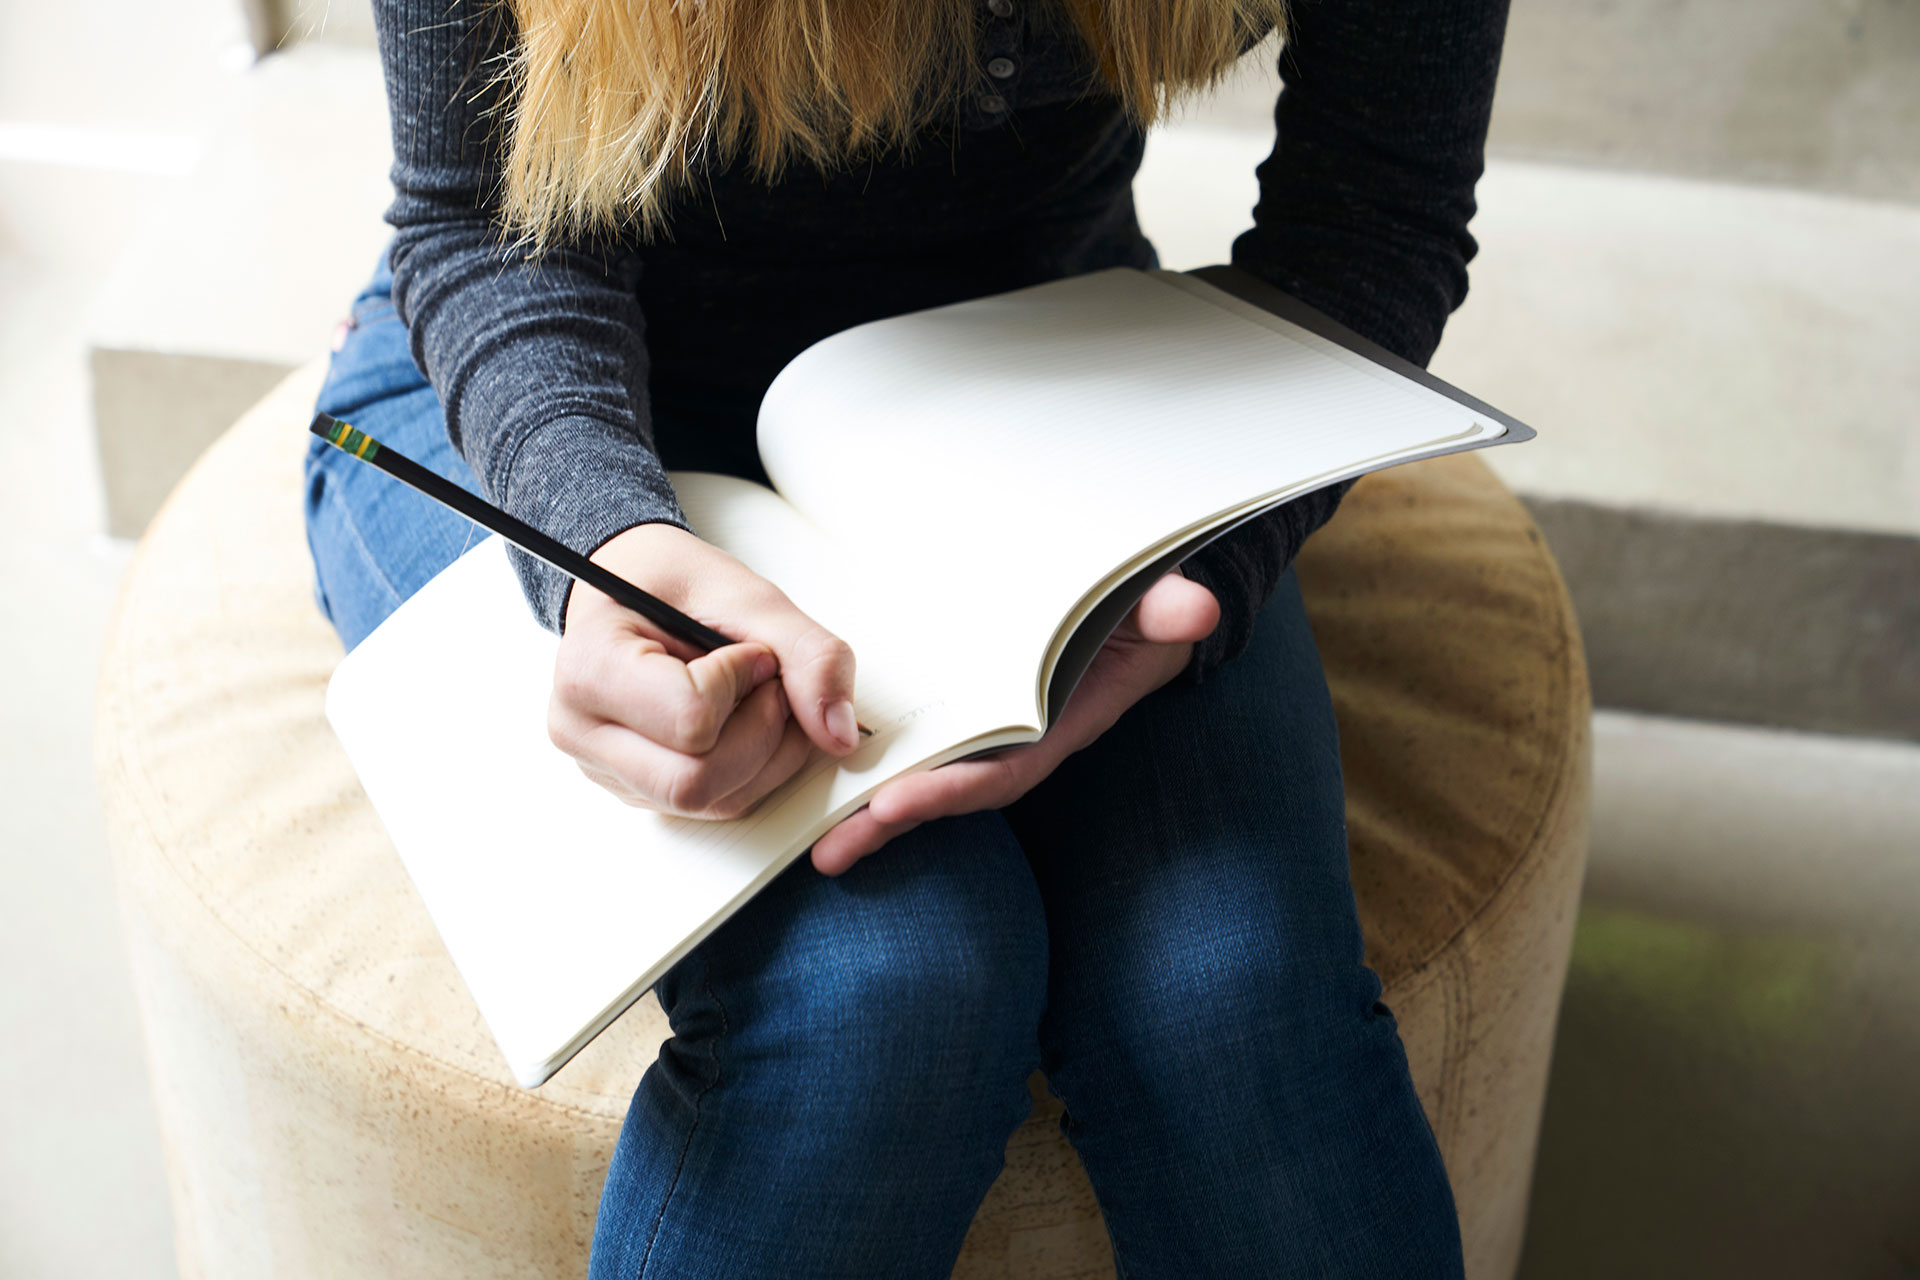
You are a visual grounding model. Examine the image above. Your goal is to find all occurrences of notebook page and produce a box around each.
[756,268,1501,690]
[325,477,1041,1087]
[670,472,1035,732]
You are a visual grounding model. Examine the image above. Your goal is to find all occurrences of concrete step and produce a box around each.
[1522,710,1920,1278]
[1135,127,1920,741]
[1525,501,1916,743]
[1138,131,1920,537]
[1179,0,1920,205]
[1432,161,1919,539]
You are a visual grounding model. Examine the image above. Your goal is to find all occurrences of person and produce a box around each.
[304,0,1505,1273]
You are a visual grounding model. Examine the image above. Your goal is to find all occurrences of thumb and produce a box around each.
[681,641,778,726]
[736,605,861,755]
[1132,572,1220,645]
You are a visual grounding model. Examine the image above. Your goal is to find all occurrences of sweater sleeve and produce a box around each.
[373,0,690,633]
[1173,0,1510,684]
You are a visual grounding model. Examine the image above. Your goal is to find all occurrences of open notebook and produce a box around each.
[325,266,1533,1087]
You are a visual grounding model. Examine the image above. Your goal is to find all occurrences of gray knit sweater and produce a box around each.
[372,0,1508,683]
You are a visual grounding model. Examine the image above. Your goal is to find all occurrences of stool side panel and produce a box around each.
[101,782,621,1278]
[1298,453,1590,986]
[1435,713,1592,1280]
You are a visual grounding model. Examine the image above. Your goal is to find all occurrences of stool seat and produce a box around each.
[97,361,1590,1278]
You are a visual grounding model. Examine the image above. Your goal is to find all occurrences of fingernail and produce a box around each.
[752,652,777,685]
[826,699,858,749]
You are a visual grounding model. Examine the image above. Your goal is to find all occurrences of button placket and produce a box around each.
[965,0,1024,127]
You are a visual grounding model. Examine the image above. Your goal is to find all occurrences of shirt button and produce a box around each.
[987,0,1014,16]
[986,56,1017,79]
[978,93,1009,113]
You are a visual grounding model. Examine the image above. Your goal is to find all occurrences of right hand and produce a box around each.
[550,523,861,819]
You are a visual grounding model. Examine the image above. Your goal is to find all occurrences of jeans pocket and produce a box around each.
[315,308,427,420]
[347,295,396,328]
[316,247,407,415]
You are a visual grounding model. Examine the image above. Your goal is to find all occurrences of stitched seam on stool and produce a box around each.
[1393,536,1587,981]
[636,955,728,1279]
[1436,947,1470,1147]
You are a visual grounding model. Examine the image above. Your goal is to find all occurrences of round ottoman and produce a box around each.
[97,360,1590,1279]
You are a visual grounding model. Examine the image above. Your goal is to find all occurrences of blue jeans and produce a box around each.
[303,254,1465,1279]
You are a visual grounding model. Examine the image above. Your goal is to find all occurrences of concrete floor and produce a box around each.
[3,5,1918,1280]
[1526,716,1920,1279]
[0,142,184,1280]
[0,3,241,1275]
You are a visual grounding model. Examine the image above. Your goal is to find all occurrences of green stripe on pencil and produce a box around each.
[321,416,382,461]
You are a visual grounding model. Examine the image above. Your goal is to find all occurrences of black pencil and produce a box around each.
[313,411,737,651]
[311,413,871,737]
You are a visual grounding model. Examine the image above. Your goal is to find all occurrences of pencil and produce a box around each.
[311,413,871,736]
[314,411,734,646]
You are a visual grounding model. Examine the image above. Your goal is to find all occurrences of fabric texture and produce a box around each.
[98,361,1590,1279]
[370,0,1508,682]
[309,256,1465,1278]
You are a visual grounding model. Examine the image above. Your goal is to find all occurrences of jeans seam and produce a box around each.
[635,952,728,1280]
[309,455,408,615]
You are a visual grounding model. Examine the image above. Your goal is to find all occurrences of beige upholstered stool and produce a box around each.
[97,360,1590,1279]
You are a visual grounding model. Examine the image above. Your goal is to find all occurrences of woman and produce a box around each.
[305,0,1503,1273]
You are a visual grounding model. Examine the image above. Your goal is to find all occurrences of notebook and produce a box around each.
[324,265,1533,1087]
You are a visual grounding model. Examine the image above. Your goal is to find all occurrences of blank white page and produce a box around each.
[756,268,1499,664]
[325,476,1037,1088]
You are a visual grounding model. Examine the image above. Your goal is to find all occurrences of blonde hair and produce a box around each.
[497,0,1284,248]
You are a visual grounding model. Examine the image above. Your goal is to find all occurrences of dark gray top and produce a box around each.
[372,0,1508,683]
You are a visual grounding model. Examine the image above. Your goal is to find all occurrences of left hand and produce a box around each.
[810,569,1221,875]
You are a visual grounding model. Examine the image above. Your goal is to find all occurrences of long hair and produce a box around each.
[496,0,1284,247]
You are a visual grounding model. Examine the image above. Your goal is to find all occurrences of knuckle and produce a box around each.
[707,791,757,821]
[577,760,628,800]
[551,652,593,709]
[577,757,660,811]
[792,623,855,682]
[985,757,1027,803]
[756,692,790,748]
[660,761,716,815]
[669,692,724,753]
[745,580,794,614]
[547,705,579,755]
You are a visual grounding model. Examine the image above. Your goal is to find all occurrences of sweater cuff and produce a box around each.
[1174,479,1356,686]
[494,415,691,633]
